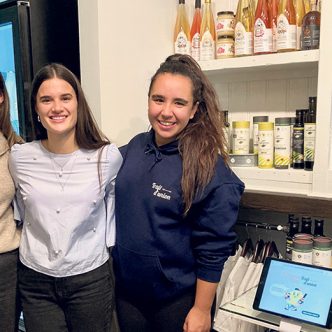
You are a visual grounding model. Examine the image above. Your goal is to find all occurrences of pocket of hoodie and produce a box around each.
[114,244,178,298]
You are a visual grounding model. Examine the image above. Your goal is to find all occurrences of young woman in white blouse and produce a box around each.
[9,64,122,332]
[0,72,23,332]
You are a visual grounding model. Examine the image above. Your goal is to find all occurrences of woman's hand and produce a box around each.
[183,305,211,332]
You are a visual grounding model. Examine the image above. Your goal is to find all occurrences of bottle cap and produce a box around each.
[258,122,274,130]
[313,237,332,249]
[293,238,313,250]
[275,117,291,125]
[253,116,268,123]
[232,121,250,128]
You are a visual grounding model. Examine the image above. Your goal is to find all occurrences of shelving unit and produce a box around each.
[197,1,332,199]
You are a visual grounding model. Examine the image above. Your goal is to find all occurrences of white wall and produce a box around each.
[78,0,177,146]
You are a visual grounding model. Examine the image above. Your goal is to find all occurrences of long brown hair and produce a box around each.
[30,63,109,150]
[0,72,24,147]
[148,54,228,214]
[30,64,110,185]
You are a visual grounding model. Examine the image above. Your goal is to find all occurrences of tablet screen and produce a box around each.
[253,258,332,328]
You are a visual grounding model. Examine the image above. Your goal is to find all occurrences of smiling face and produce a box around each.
[36,77,78,140]
[148,73,198,147]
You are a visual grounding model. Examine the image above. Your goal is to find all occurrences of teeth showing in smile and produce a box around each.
[160,121,174,126]
[50,115,66,120]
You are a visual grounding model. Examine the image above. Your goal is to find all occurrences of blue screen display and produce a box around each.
[257,259,332,327]
[0,22,20,134]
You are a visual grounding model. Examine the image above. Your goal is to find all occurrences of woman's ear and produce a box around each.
[190,101,199,119]
[0,92,4,104]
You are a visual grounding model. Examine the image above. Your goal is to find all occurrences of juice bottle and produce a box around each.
[190,0,202,61]
[276,0,296,52]
[235,0,254,56]
[294,0,305,50]
[200,0,216,60]
[254,0,272,54]
[268,0,279,52]
[174,0,191,54]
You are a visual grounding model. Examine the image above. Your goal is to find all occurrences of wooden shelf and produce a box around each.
[241,192,332,219]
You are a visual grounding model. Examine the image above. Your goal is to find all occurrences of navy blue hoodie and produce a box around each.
[113,130,244,302]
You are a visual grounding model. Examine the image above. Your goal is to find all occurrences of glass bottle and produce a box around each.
[254,0,272,54]
[174,0,191,55]
[190,0,202,61]
[268,0,279,52]
[286,217,300,260]
[314,219,324,237]
[294,0,305,50]
[301,216,312,234]
[200,0,216,61]
[276,0,296,52]
[234,0,254,56]
[301,0,320,50]
[304,96,317,171]
[222,110,230,152]
[303,0,310,13]
[292,109,305,169]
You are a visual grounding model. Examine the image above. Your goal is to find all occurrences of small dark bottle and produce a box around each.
[313,219,324,237]
[292,109,306,169]
[286,217,300,260]
[301,216,312,234]
[301,1,320,50]
[304,97,317,171]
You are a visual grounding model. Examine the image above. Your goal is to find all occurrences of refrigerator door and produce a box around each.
[0,2,33,139]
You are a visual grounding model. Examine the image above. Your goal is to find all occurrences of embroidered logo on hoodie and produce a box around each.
[152,183,172,201]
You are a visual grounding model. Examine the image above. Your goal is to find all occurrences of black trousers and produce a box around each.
[0,249,20,332]
[19,259,114,332]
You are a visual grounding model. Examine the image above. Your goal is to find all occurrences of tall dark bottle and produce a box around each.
[301,0,320,50]
[301,216,312,234]
[292,109,306,169]
[314,219,324,237]
[286,217,300,260]
[304,96,317,171]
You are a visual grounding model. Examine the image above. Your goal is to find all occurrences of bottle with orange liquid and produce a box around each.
[268,0,279,52]
[294,0,305,50]
[174,0,191,54]
[276,0,297,52]
[254,0,272,54]
[200,0,216,60]
[234,0,254,56]
[190,0,202,61]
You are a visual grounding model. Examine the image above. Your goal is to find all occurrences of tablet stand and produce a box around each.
[279,318,302,332]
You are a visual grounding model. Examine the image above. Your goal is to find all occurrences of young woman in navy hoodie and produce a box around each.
[113,54,244,332]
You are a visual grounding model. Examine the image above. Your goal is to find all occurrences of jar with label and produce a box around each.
[232,121,250,155]
[274,117,291,169]
[216,11,235,38]
[253,116,268,154]
[258,122,274,168]
[312,237,332,268]
[216,35,234,59]
[292,238,313,264]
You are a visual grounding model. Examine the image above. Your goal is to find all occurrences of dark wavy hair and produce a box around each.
[148,54,228,213]
[30,63,109,150]
[0,72,24,147]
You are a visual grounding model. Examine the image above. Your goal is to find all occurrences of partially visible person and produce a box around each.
[0,72,23,332]
[113,54,244,332]
[9,63,122,332]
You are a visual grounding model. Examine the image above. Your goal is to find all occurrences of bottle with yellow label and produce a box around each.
[232,121,250,155]
[258,122,274,168]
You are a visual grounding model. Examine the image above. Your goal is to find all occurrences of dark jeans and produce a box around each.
[0,249,20,332]
[116,288,197,332]
[19,259,114,332]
